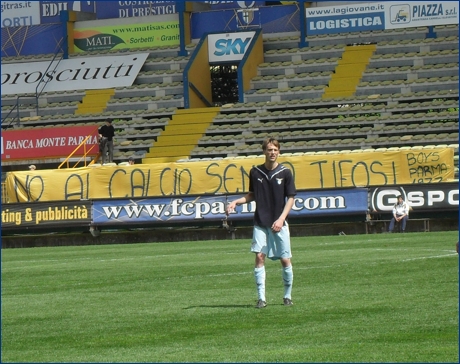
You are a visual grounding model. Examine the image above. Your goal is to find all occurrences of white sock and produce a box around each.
[282,265,293,299]
[254,266,266,301]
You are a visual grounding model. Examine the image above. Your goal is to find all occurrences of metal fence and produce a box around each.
[2,182,7,203]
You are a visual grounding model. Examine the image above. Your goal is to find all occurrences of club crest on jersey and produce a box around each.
[276,178,283,185]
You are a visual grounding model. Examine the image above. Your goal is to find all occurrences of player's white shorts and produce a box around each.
[251,224,292,260]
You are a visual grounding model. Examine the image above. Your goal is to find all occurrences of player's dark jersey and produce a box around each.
[248,163,296,228]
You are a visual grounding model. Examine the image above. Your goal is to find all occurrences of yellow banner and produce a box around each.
[5,148,455,202]
[74,21,180,52]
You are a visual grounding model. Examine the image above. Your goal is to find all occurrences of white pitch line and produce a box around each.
[191,253,458,278]
[295,264,349,270]
[373,248,455,252]
[401,253,458,261]
[208,272,249,277]
[1,251,248,270]
[3,251,457,274]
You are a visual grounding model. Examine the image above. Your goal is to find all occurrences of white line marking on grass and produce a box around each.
[374,248,455,252]
[374,248,410,251]
[291,251,457,272]
[401,253,458,261]
[208,272,249,277]
[296,264,350,270]
[318,241,348,245]
[2,252,249,270]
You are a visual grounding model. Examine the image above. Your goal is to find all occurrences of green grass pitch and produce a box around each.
[2,231,458,362]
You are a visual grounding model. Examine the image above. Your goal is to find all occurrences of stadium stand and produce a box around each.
[186,26,458,161]
[1,24,458,175]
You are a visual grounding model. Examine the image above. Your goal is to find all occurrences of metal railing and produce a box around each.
[1,182,7,203]
[35,43,64,113]
[1,39,64,128]
[58,127,100,169]
[189,82,213,107]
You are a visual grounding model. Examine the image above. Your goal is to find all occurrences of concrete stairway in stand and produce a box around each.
[75,89,115,114]
[322,44,376,99]
[142,107,220,164]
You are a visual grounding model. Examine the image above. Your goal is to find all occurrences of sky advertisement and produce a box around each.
[207,31,256,63]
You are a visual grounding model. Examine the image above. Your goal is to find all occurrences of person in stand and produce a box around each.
[366,207,383,234]
[128,156,135,165]
[28,165,36,171]
[226,137,296,308]
[388,195,410,233]
[98,119,115,164]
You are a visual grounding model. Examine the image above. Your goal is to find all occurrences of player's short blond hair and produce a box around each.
[262,137,280,151]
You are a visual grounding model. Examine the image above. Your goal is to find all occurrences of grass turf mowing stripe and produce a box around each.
[1,231,458,362]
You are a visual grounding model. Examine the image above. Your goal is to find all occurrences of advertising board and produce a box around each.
[208,31,256,63]
[1,200,91,229]
[305,1,458,36]
[92,188,368,226]
[1,1,40,27]
[74,21,179,52]
[369,183,459,212]
[1,125,99,161]
[1,53,149,95]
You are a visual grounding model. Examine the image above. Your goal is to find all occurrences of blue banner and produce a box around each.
[205,1,266,10]
[290,188,368,216]
[92,188,368,226]
[40,1,96,23]
[94,1,176,19]
[93,195,232,225]
[306,12,385,35]
[1,23,64,57]
[191,4,299,38]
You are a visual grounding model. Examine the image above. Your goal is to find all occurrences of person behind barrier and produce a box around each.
[388,195,410,233]
[98,119,115,164]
